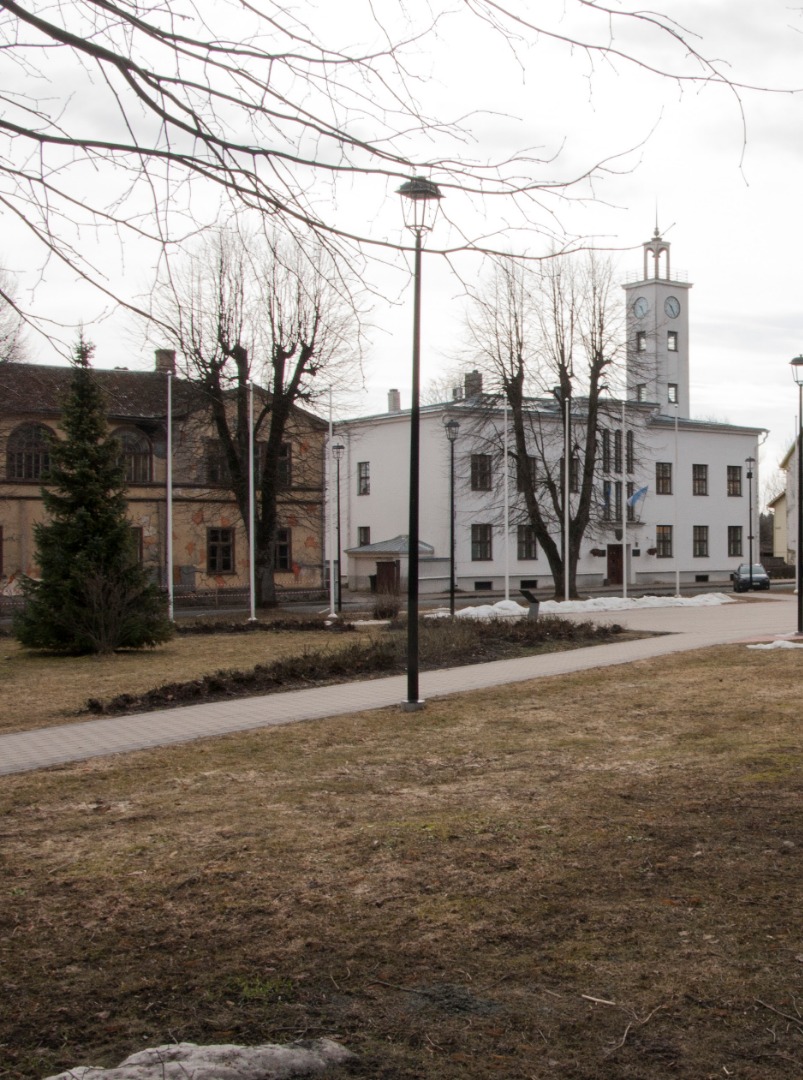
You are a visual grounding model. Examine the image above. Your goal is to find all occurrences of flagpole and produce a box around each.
[503,396,510,602]
[248,381,257,622]
[328,388,336,619]
[674,403,680,597]
[165,371,174,622]
[622,399,627,601]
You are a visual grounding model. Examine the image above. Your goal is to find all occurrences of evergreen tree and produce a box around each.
[14,337,173,654]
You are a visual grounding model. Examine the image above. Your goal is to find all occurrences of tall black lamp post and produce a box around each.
[791,356,803,635]
[745,455,755,589]
[332,441,345,613]
[397,175,443,710]
[445,417,460,616]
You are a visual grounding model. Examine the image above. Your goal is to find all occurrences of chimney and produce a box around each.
[154,348,176,374]
[464,370,483,397]
[388,388,401,413]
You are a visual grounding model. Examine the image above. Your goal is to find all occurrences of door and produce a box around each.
[376,560,400,594]
[607,544,623,586]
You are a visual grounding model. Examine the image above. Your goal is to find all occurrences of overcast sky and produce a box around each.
[4,0,803,498]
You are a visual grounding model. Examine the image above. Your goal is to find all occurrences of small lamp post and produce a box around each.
[331,441,345,613]
[745,455,755,589]
[397,175,443,710]
[791,356,803,634]
[445,417,460,616]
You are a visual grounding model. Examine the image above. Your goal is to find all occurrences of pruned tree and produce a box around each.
[0,0,773,337]
[14,335,173,653]
[464,253,631,599]
[152,227,359,606]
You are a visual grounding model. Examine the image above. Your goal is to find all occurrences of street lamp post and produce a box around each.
[790,356,803,635]
[398,175,443,710]
[445,418,460,616]
[745,456,755,590]
[331,442,345,613]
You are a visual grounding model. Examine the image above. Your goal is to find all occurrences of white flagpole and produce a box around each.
[328,389,336,618]
[248,381,256,621]
[622,399,627,600]
[503,397,510,602]
[165,371,174,622]
[674,403,680,597]
[564,394,570,601]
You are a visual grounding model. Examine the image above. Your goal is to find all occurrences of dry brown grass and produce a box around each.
[1,644,801,1080]
[0,628,352,733]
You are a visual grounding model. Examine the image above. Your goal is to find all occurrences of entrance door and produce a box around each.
[375,560,400,594]
[607,544,623,586]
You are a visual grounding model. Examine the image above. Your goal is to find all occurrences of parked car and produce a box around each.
[731,563,771,592]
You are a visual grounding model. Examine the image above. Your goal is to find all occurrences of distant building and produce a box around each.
[331,232,765,595]
[0,353,327,603]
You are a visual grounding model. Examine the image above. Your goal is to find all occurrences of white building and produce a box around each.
[332,233,765,597]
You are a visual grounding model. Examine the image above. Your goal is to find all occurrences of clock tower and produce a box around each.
[623,228,692,418]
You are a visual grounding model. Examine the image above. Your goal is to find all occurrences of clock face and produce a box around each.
[665,296,681,318]
[633,296,649,318]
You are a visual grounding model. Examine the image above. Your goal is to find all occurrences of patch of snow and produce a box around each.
[746,639,803,650]
[427,593,736,621]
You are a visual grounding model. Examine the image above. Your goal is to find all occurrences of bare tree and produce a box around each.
[0,0,768,334]
[0,266,25,361]
[152,227,359,605]
[464,254,631,598]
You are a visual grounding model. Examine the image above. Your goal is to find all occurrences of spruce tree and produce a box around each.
[14,337,173,654]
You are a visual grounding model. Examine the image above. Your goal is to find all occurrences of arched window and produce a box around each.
[6,423,55,480]
[114,428,152,483]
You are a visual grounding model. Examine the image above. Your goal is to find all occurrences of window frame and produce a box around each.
[656,525,673,558]
[207,526,235,574]
[727,525,743,557]
[636,330,647,352]
[656,461,672,495]
[114,428,152,484]
[471,523,493,561]
[6,422,54,481]
[727,465,743,497]
[516,523,537,561]
[470,453,493,491]
[357,461,370,496]
[693,525,709,558]
[357,526,371,547]
[692,463,708,496]
[274,526,292,571]
[667,330,678,352]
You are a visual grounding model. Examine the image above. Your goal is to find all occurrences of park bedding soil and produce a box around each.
[0,644,800,1080]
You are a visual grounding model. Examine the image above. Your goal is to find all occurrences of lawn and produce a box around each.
[0,643,800,1080]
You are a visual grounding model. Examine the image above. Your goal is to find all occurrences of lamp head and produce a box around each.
[444,417,460,443]
[331,442,345,461]
[791,355,803,387]
[397,176,443,234]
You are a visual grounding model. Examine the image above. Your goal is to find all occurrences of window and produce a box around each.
[668,383,678,404]
[357,461,370,495]
[636,330,647,352]
[603,480,622,521]
[636,384,647,403]
[626,430,634,474]
[656,525,673,558]
[274,527,292,571]
[207,527,234,573]
[115,429,152,483]
[277,443,292,488]
[516,455,537,493]
[6,423,54,480]
[693,525,709,557]
[471,523,493,561]
[626,481,636,523]
[517,523,537,561]
[205,440,229,485]
[656,461,672,495]
[692,463,708,496]
[727,465,742,497]
[471,453,493,491]
[728,525,743,557]
[667,331,678,352]
[357,526,371,547]
[613,429,623,473]
[601,429,611,472]
[129,526,144,564]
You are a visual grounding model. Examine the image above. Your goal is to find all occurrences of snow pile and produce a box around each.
[427,593,735,621]
[747,639,803,650]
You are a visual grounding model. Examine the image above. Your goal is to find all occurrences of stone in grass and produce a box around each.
[43,1039,356,1080]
